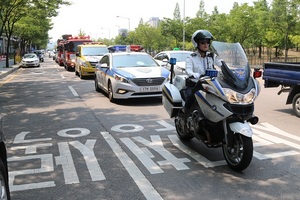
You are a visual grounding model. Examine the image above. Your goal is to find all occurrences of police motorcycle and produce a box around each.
[162,41,262,171]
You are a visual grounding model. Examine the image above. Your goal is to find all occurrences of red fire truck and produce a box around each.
[56,34,71,66]
[63,35,92,71]
[56,39,65,66]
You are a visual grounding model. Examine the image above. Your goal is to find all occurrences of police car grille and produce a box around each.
[132,77,166,86]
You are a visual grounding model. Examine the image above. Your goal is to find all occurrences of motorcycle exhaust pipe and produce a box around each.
[247,115,259,125]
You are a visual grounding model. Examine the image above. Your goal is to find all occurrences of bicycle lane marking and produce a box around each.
[101,131,163,200]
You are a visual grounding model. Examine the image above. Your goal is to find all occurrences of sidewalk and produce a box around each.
[0,59,20,79]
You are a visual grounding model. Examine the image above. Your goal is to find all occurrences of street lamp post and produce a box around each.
[182,0,185,50]
[116,16,130,31]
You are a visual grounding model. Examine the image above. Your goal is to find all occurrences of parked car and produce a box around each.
[48,51,55,58]
[94,51,170,102]
[153,50,193,77]
[0,115,11,199]
[53,52,57,61]
[21,53,40,68]
[34,50,44,62]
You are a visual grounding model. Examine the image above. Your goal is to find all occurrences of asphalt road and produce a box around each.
[0,58,299,200]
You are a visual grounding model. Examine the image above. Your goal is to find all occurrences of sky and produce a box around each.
[48,0,269,44]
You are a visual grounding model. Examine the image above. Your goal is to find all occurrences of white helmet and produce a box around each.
[191,30,214,48]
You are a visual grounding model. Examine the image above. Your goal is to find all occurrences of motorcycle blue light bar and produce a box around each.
[169,58,176,65]
[206,69,218,77]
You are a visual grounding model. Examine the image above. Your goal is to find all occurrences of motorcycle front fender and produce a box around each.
[229,122,253,137]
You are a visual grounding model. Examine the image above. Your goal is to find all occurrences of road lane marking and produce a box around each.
[168,135,226,168]
[8,154,55,191]
[133,135,190,170]
[252,123,300,142]
[13,131,52,143]
[55,142,79,184]
[264,150,299,159]
[101,131,163,200]
[69,140,105,181]
[121,138,164,174]
[68,85,79,96]
[253,134,273,147]
[155,120,176,132]
[253,129,300,150]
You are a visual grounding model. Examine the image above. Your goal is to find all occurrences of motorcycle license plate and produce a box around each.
[140,86,160,92]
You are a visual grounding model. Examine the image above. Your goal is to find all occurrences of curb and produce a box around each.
[0,65,21,79]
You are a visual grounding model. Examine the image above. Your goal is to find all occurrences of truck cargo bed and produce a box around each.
[263,62,300,87]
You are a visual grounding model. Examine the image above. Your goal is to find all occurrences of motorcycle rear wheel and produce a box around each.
[222,133,253,171]
[175,112,194,140]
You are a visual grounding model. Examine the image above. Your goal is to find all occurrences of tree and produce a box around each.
[270,0,300,60]
[206,11,229,42]
[0,0,71,67]
[226,3,257,45]
[173,3,181,20]
[160,18,183,48]
[135,23,165,53]
[252,0,270,58]
[196,0,208,18]
[0,0,27,67]
[78,29,86,37]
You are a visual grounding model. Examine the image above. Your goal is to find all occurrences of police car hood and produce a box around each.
[85,55,103,62]
[116,67,169,78]
[175,61,186,69]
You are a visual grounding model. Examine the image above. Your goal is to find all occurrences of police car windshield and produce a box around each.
[169,52,191,62]
[82,47,109,56]
[113,54,159,68]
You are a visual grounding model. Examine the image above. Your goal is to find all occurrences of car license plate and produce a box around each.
[140,86,160,92]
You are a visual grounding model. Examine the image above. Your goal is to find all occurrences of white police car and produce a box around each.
[94,49,170,102]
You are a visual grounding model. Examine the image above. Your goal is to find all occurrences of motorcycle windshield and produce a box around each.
[211,41,250,90]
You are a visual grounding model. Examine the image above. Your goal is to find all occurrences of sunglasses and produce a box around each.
[199,40,210,45]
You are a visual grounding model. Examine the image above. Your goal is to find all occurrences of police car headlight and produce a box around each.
[224,88,256,104]
[114,74,129,83]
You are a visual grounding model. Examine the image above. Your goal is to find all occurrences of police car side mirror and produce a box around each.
[162,58,168,63]
[100,63,108,68]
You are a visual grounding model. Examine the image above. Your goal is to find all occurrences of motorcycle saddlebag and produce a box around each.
[162,82,183,118]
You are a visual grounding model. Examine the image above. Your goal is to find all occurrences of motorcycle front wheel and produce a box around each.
[222,133,253,171]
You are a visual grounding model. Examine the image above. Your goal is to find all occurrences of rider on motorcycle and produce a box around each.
[184,30,222,113]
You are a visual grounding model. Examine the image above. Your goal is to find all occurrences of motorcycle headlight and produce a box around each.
[114,74,129,83]
[223,88,256,104]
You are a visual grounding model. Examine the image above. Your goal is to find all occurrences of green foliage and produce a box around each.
[173,3,181,20]
[3,0,300,61]
[196,0,207,18]
[0,0,71,57]
[160,18,183,48]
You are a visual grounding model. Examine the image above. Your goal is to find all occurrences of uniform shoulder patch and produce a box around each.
[191,53,197,57]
